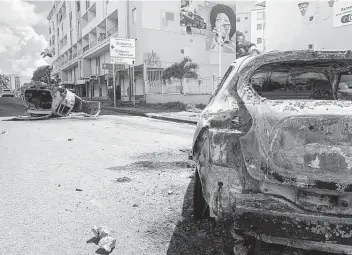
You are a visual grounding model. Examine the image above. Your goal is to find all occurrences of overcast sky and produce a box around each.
[0,0,256,84]
[0,0,52,84]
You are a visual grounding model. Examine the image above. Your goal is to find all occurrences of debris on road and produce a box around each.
[76,188,83,191]
[68,138,73,141]
[168,190,174,195]
[91,226,110,239]
[91,226,116,253]
[1,130,6,134]
[112,177,132,183]
[98,236,116,253]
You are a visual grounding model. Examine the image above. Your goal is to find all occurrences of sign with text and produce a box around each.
[109,37,135,65]
[111,57,135,66]
[334,1,352,28]
[102,63,125,70]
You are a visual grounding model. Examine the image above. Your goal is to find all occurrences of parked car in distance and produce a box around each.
[1,88,14,97]
[191,50,352,254]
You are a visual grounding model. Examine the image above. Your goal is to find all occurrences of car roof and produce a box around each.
[239,50,352,66]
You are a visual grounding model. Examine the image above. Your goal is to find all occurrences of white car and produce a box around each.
[1,89,14,97]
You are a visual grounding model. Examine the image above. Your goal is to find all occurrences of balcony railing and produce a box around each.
[107,25,118,37]
[90,40,97,48]
[83,45,89,52]
[98,33,106,42]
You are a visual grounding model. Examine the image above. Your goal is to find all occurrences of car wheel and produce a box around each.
[193,166,210,220]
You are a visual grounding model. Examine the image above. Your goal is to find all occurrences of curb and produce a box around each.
[102,107,197,125]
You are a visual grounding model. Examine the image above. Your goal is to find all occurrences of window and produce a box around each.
[86,0,90,10]
[61,23,64,33]
[70,30,72,45]
[236,17,240,22]
[245,16,248,20]
[76,0,80,12]
[257,11,264,20]
[257,37,262,44]
[251,65,334,100]
[165,12,174,21]
[132,8,137,24]
[69,12,72,28]
[49,27,51,34]
[77,21,80,39]
[99,87,102,97]
[245,30,248,33]
[257,24,262,30]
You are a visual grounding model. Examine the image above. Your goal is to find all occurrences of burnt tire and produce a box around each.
[193,166,210,220]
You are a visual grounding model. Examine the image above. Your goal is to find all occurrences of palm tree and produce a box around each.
[161,57,199,94]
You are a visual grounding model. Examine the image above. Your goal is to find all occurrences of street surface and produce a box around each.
[0,110,196,254]
[0,98,334,255]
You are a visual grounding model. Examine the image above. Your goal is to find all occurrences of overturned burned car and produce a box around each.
[16,83,101,120]
[191,50,352,254]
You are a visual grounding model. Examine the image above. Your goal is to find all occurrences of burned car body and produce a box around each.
[191,50,352,254]
[17,84,101,120]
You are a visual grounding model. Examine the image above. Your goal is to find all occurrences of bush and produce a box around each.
[195,103,207,110]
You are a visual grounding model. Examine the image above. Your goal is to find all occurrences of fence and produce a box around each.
[145,76,222,95]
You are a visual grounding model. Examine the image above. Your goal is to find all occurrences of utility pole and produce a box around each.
[113,64,116,107]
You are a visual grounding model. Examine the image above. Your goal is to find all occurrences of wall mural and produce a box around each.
[180,0,260,57]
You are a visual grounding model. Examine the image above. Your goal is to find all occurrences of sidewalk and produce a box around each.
[83,97,202,124]
[103,105,200,125]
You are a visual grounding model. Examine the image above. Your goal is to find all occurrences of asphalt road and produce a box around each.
[0,97,336,255]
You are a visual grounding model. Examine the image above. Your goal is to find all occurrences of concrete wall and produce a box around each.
[265,0,352,51]
[146,94,211,104]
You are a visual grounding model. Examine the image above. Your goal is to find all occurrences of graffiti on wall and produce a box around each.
[180,0,260,57]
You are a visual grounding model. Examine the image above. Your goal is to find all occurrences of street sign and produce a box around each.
[102,63,125,70]
[111,57,135,66]
[109,37,135,65]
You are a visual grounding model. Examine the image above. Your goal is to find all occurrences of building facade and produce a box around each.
[265,0,352,52]
[47,0,259,101]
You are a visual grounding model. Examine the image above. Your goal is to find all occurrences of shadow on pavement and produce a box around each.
[166,176,235,255]
[166,175,338,255]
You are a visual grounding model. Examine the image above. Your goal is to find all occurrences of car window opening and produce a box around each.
[24,90,53,110]
[250,63,352,101]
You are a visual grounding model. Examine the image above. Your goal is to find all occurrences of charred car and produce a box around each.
[17,83,101,120]
[191,50,352,254]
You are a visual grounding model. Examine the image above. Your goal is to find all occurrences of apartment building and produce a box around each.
[47,1,259,101]
[250,1,265,52]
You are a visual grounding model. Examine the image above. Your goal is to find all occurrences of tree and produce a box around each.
[161,57,199,94]
[0,74,10,89]
[40,48,54,58]
[32,65,53,85]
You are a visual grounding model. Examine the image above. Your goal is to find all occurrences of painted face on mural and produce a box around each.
[215,13,231,38]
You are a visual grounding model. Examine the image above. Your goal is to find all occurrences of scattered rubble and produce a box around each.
[1,130,6,134]
[75,188,82,191]
[112,177,132,183]
[91,226,116,253]
[68,138,73,141]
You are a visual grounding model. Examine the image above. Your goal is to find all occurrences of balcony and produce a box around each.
[73,53,77,59]
[97,32,106,42]
[107,26,118,37]
[90,40,97,48]
[83,45,90,52]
